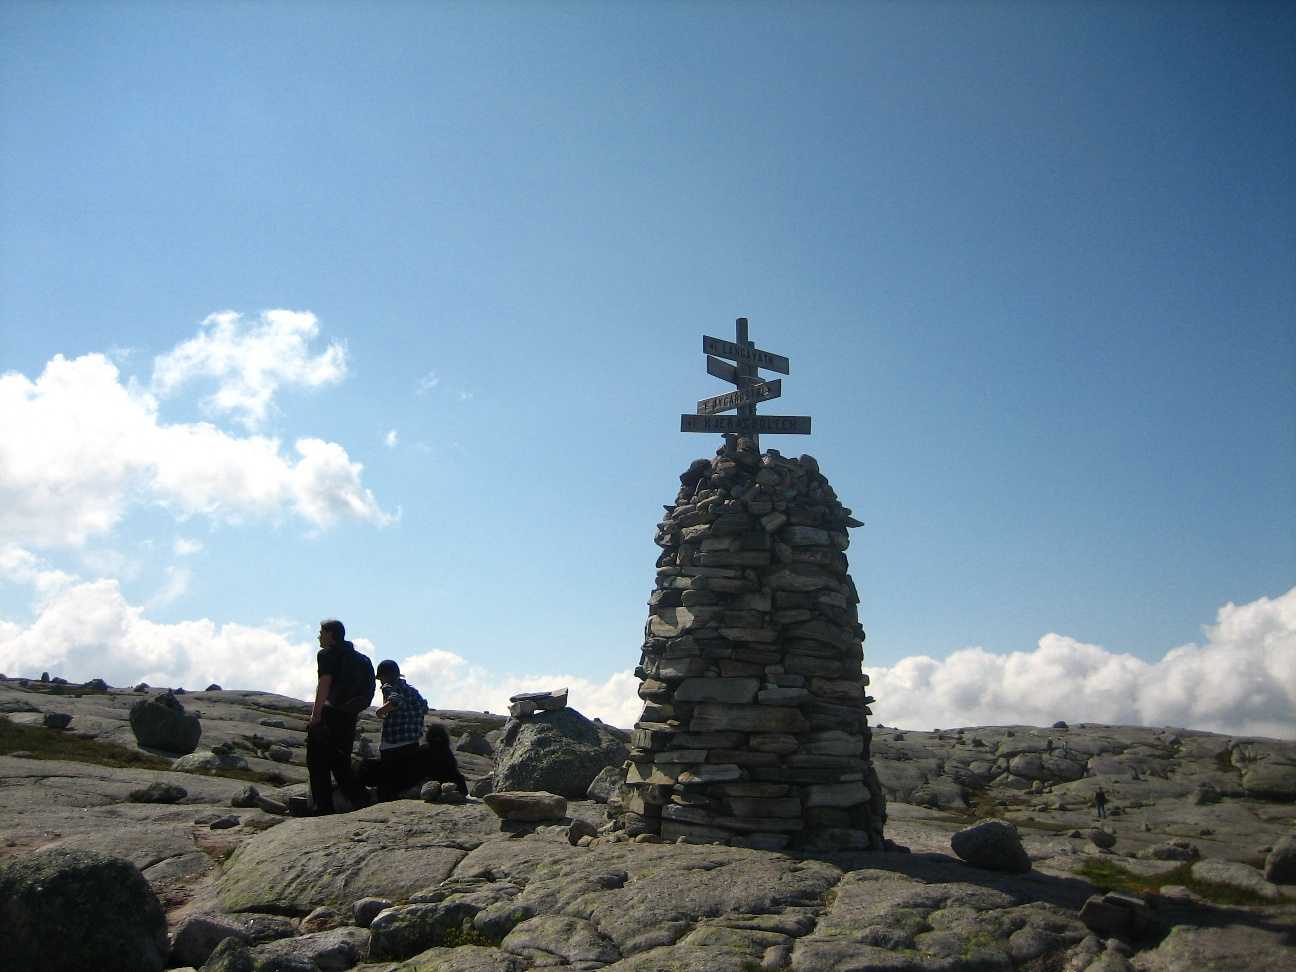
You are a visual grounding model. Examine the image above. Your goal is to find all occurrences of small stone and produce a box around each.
[128,781,187,804]
[169,912,250,967]
[254,795,289,816]
[353,897,393,929]
[267,745,293,763]
[300,905,345,932]
[231,785,260,808]
[42,712,72,730]
[420,781,442,803]
[483,790,568,821]
[635,833,664,843]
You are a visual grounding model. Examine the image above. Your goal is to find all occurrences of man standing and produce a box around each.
[307,619,375,814]
[1094,786,1108,820]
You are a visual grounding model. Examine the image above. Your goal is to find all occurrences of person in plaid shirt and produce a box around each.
[362,659,429,801]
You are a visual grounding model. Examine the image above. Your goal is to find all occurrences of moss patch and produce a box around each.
[1,716,288,785]
[1077,858,1289,908]
[0,716,170,770]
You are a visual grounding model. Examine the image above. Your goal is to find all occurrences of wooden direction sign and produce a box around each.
[697,378,781,414]
[702,335,791,375]
[706,355,739,385]
[683,318,809,443]
[681,414,812,435]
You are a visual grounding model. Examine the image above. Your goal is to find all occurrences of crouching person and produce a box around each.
[360,659,429,801]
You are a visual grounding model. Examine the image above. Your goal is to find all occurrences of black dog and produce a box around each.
[358,722,469,801]
[418,723,469,795]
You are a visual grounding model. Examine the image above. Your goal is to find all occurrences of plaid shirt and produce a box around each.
[380,678,427,748]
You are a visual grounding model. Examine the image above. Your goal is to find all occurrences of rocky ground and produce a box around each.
[1,674,1293,972]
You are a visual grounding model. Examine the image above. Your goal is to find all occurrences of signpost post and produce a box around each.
[682,318,810,450]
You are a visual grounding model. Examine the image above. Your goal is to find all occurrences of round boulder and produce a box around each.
[1265,835,1296,885]
[128,690,201,755]
[0,849,169,972]
[950,820,1032,874]
[491,706,628,800]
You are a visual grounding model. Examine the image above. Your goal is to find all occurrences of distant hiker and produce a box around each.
[359,659,430,801]
[1061,740,1071,758]
[307,619,376,814]
[419,723,469,796]
[1094,786,1108,820]
[1046,737,1054,755]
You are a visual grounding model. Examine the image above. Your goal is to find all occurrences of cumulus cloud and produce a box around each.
[870,587,1296,739]
[0,351,389,547]
[401,650,642,728]
[0,559,641,725]
[0,566,322,698]
[385,429,397,448]
[152,310,345,429]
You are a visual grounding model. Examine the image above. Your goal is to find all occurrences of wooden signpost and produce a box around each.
[681,318,811,448]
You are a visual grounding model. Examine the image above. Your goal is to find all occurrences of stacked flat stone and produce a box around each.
[625,436,885,852]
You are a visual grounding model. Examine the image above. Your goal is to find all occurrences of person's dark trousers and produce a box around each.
[307,706,369,813]
[364,743,423,801]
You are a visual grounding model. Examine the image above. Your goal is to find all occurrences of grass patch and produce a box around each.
[440,926,500,948]
[940,790,1034,824]
[1,716,288,785]
[1214,749,1236,774]
[1077,858,1288,908]
[0,716,170,770]
[201,766,292,786]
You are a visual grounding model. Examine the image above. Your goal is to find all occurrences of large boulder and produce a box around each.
[950,820,1032,874]
[129,690,202,754]
[491,706,628,800]
[1265,835,1296,884]
[0,849,169,972]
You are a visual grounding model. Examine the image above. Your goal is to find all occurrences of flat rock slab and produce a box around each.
[792,867,1090,972]
[387,945,523,971]
[212,802,504,913]
[511,841,841,957]
[1133,920,1296,972]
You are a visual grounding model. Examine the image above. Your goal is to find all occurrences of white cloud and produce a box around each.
[0,351,389,547]
[385,429,398,448]
[0,563,640,725]
[400,649,641,728]
[0,568,322,698]
[416,373,440,394]
[146,565,191,610]
[870,586,1296,739]
[152,310,345,429]
[173,538,204,556]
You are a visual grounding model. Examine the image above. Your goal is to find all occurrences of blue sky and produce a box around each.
[1,1,1293,734]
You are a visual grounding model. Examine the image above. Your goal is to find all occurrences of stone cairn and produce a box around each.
[624,435,885,852]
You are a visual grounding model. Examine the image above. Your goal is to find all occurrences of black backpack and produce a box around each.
[336,648,377,715]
